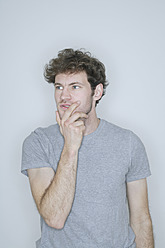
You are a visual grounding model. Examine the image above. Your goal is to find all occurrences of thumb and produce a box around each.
[56,111,61,126]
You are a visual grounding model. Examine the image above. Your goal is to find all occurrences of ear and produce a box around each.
[93,83,103,101]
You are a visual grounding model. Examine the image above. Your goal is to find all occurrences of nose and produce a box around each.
[60,87,71,101]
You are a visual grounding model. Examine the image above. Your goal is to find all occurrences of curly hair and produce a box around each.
[44,48,108,105]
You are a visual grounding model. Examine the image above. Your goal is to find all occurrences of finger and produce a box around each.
[69,121,86,134]
[71,120,85,127]
[62,101,80,122]
[66,112,88,125]
[56,111,61,126]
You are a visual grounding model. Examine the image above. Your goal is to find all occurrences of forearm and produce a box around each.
[40,145,78,229]
[131,216,154,248]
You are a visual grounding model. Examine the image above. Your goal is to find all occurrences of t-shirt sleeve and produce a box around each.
[21,128,52,176]
[126,131,151,182]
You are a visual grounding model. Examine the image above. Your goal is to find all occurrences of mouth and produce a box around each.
[59,104,71,110]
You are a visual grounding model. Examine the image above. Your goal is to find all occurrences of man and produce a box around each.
[21,48,154,247]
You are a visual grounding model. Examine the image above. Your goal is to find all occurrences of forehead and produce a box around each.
[55,71,89,85]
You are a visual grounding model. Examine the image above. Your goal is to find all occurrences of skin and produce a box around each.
[127,179,154,247]
[54,71,102,136]
[27,71,154,246]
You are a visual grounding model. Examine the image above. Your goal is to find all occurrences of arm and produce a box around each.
[127,178,154,247]
[28,102,87,229]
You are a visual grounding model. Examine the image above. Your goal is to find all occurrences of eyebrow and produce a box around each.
[54,82,83,86]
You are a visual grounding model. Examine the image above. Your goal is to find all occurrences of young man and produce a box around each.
[21,49,154,247]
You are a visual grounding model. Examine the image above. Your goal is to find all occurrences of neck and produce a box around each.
[83,109,100,136]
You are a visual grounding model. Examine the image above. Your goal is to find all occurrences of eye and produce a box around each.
[72,85,80,89]
[55,85,63,90]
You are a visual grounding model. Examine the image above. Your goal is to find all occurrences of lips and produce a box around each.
[59,104,71,110]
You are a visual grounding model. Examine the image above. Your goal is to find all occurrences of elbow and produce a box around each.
[44,216,66,230]
[39,202,67,229]
[39,204,66,229]
[143,217,153,230]
[131,213,153,229]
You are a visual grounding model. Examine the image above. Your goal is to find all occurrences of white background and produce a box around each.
[1,0,165,247]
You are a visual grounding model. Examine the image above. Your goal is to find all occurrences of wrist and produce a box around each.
[63,144,79,158]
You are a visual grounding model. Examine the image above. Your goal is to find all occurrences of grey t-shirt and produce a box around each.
[21,119,151,248]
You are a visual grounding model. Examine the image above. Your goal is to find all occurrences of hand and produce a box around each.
[56,102,88,151]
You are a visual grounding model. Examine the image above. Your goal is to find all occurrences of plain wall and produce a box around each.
[1,0,165,247]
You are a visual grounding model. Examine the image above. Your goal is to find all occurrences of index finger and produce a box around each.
[62,101,80,122]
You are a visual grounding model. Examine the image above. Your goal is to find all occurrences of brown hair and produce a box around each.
[44,48,108,105]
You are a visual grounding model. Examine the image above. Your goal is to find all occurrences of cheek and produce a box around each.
[54,92,60,101]
[80,95,93,108]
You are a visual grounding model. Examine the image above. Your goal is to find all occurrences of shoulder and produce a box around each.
[26,123,59,139]
[101,119,145,148]
[34,123,59,138]
[101,119,131,138]
[23,124,61,148]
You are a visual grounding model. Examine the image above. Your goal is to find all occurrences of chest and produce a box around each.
[75,143,130,206]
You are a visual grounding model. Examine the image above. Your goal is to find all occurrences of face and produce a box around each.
[54,71,95,119]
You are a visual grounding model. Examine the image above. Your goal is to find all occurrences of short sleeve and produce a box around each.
[21,128,52,176]
[126,131,151,182]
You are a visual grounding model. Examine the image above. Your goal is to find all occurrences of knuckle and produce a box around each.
[73,112,80,118]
